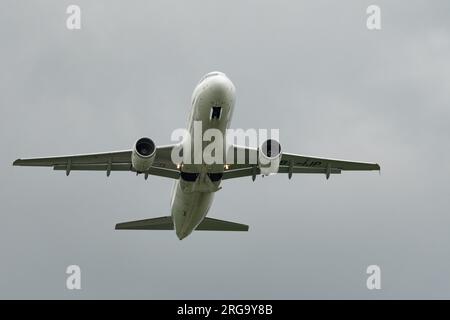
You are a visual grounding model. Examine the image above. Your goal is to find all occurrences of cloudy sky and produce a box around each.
[1,0,450,299]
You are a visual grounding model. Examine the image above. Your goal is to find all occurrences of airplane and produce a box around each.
[13,71,380,240]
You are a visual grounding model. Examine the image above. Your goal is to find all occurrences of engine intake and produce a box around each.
[132,137,156,172]
[259,139,282,176]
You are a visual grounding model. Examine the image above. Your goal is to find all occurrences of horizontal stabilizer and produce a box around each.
[115,216,173,230]
[196,217,249,231]
[115,216,248,232]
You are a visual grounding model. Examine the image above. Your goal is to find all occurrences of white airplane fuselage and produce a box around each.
[170,72,236,239]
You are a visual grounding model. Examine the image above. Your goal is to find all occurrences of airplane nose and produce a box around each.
[204,74,235,99]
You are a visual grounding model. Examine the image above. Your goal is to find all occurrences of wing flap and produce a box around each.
[53,164,180,179]
[222,166,342,180]
[53,163,131,171]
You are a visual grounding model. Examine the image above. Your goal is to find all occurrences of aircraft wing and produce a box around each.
[223,145,380,180]
[12,144,180,179]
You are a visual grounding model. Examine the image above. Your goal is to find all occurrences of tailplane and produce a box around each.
[115,216,248,232]
[115,216,173,230]
[196,217,248,231]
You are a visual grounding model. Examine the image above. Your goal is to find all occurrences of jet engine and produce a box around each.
[258,139,282,176]
[131,137,156,172]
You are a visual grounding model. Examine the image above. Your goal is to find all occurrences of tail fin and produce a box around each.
[115,216,248,232]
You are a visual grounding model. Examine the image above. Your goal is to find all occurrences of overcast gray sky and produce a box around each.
[1,0,450,299]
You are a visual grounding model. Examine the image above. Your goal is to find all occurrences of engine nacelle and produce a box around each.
[132,137,156,172]
[258,139,282,176]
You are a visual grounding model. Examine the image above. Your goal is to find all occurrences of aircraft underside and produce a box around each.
[13,71,380,240]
